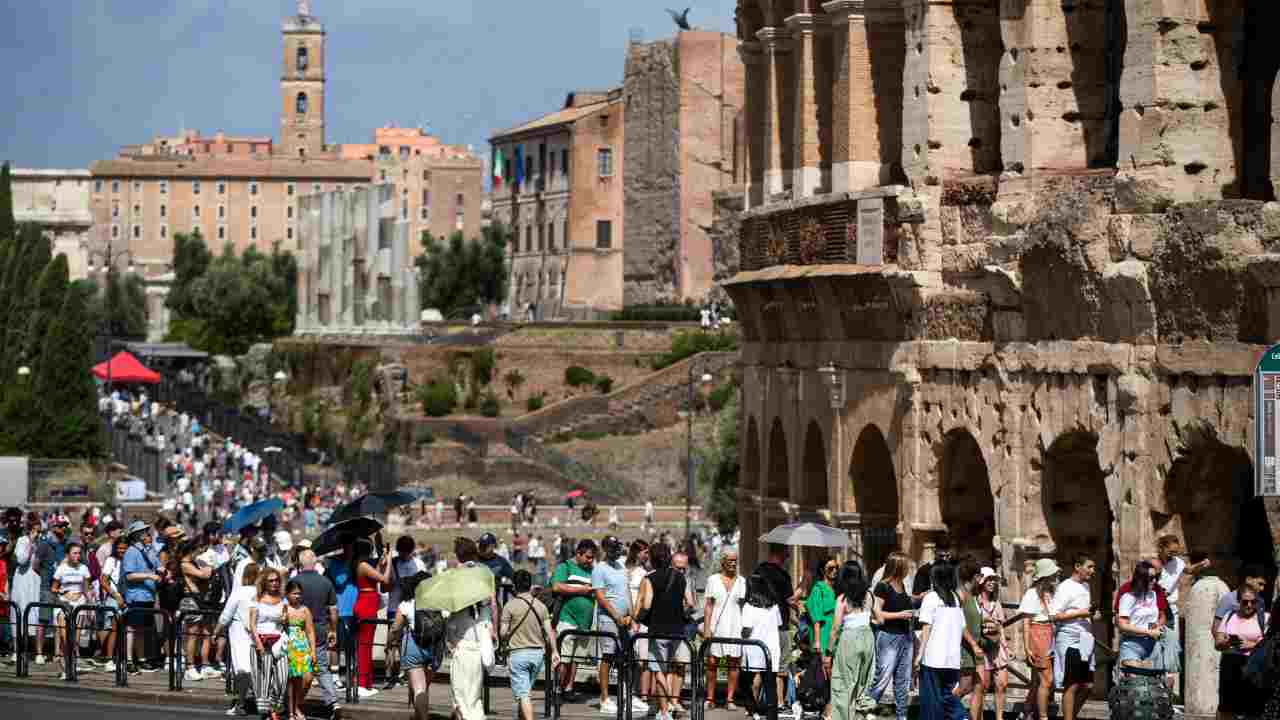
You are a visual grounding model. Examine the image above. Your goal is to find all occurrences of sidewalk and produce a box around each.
[0,656,1117,720]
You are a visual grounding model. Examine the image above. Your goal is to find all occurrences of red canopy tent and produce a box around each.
[93,351,161,385]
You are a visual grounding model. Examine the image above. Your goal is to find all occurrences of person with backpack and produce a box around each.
[1215,586,1267,720]
[389,571,437,720]
[179,537,222,682]
[502,569,560,720]
[740,573,783,720]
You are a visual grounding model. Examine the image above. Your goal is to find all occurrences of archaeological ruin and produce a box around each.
[725,0,1280,692]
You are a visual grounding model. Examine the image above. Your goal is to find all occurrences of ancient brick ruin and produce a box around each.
[726,0,1280,671]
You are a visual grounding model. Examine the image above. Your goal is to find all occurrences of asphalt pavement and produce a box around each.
[0,689,228,720]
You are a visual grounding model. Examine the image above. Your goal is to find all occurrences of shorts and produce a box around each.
[595,615,621,657]
[1025,622,1053,669]
[508,648,544,700]
[1118,635,1159,667]
[648,637,691,673]
[556,622,594,661]
[39,589,57,624]
[401,633,440,672]
[125,601,156,628]
[1061,647,1093,686]
[179,596,202,615]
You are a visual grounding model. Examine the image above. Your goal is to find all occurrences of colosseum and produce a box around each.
[725,0,1280,629]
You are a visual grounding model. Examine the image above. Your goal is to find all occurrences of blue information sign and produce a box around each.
[1256,343,1280,496]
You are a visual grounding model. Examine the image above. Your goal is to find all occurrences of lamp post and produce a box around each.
[87,233,135,493]
[685,361,715,543]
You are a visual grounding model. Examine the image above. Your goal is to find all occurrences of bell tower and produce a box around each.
[280,0,325,158]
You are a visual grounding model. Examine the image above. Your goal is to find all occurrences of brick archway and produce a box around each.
[849,424,898,573]
[940,428,996,563]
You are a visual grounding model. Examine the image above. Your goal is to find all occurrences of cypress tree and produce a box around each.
[1,231,52,375]
[22,253,69,365]
[0,162,13,244]
[34,281,101,458]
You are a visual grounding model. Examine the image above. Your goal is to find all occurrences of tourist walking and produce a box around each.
[282,580,317,720]
[636,541,691,720]
[740,573,782,720]
[1116,560,1165,669]
[954,562,986,713]
[501,570,560,720]
[10,518,42,661]
[974,567,1009,720]
[915,563,968,720]
[703,549,745,709]
[248,568,288,719]
[1214,587,1267,720]
[1019,558,1059,720]
[388,570,437,720]
[218,562,259,716]
[445,585,490,720]
[867,552,913,720]
[1052,555,1097,720]
[292,550,338,717]
[826,560,875,720]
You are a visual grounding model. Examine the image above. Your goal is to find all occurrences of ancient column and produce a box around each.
[1184,575,1228,719]
[738,40,766,209]
[824,1,876,192]
[756,26,792,200]
[786,13,822,198]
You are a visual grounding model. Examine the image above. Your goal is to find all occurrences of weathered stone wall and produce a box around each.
[623,39,682,305]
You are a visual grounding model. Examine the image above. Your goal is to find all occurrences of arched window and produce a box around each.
[296,92,308,115]
[296,46,309,71]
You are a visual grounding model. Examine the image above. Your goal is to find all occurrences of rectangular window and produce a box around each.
[218,205,225,219]
[249,182,259,196]
[133,204,140,215]
[287,227,294,240]
[597,148,613,177]
[250,206,258,219]
[94,180,103,193]
[525,226,532,253]
[287,183,295,196]
[312,183,321,193]
[250,226,257,240]
[596,220,612,249]
[111,180,119,193]
[547,222,555,251]
[217,181,226,195]
[287,206,294,219]
[112,225,119,238]
[193,205,200,217]
[420,207,429,220]
[160,180,168,195]
[537,224,544,252]
[160,225,167,238]
[218,226,225,240]
[562,149,569,175]
[192,180,201,195]
[159,204,166,218]
[132,225,140,239]
[112,202,119,218]
[132,181,141,192]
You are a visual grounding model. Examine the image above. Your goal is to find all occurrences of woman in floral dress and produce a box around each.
[282,580,316,720]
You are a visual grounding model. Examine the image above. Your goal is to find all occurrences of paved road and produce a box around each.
[0,690,228,720]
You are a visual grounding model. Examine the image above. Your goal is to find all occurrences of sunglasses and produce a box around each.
[1240,600,1258,606]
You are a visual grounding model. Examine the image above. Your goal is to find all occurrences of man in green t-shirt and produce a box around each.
[956,561,987,716]
[550,538,597,701]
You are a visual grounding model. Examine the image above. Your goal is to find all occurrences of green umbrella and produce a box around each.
[416,565,495,613]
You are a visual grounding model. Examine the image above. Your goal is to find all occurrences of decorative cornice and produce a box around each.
[737,39,765,64]
[821,0,867,20]
[755,26,794,50]
[783,13,823,31]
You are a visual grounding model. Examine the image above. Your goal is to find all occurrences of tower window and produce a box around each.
[296,46,309,71]
[218,226,225,240]
[94,180,103,193]
[251,206,258,219]
[111,180,119,193]
[161,225,167,239]
[296,92,308,116]
[133,225,140,239]
[287,227,294,240]
[160,204,167,218]
[112,201,119,218]
[192,180,201,195]
[597,148,614,177]
[112,225,119,238]
[160,180,168,194]
[596,220,612,248]
[132,204,140,216]
[250,226,257,240]
[288,206,294,219]
[217,181,226,195]
[218,205,225,219]
[132,181,141,192]
[287,183,295,196]
[193,205,200,218]
[250,182,259,196]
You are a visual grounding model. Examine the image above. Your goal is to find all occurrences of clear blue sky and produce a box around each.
[0,1,736,169]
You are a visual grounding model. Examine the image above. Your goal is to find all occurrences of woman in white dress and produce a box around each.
[11,518,43,660]
[626,540,653,710]
[216,562,260,716]
[702,549,746,709]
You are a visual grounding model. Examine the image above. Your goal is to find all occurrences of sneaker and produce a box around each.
[356,687,379,699]
[58,671,68,680]
[186,667,205,682]
[34,654,47,665]
[103,660,117,673]
[600,699,618,714]
[631,698,650,713]
[203,666,224,679]
[141,661,164,673]
[209,661,226,673]
[127,663,142,676]
[792,703,803,720]
[225,706,247,717]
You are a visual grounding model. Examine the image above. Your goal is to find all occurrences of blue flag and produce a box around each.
[514,145,524,186]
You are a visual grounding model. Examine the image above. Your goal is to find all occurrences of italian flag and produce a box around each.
[493,148,504,188]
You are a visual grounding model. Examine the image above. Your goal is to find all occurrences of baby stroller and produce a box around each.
[793,644,829,718]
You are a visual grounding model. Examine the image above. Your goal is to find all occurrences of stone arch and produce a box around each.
[801,420,828,507]
[849,424,899,573]
[744,416,762,494]
[939,428,996,562]
[767,417,789,498]
[1041,429,1114,691]
[1159,424,1275,586]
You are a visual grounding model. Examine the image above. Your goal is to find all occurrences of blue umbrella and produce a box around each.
[222,498,284,534]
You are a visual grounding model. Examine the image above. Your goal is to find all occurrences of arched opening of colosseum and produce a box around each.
[745,417,761,493]
[1041,429,1114,691]
[800,421,831,575]
[956,1,1002,175]
[849,424,899,575]
[1063,0,1124,168]
[940,429,996,563]
[1207,1,1280,199]
[767,418,789,499]
[1161,425,1276,593]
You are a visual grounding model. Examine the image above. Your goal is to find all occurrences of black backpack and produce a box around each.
[202,563,228,608]
[414,608,447,648]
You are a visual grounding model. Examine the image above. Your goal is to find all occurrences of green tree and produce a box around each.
[414,223,510,317]
[697,394,740,534]
[90,271,149,340]
[1,229,52,372]
[21,253,69,366]
[33,282,102,458]
[166,230,212,319]
[0,162,13,244]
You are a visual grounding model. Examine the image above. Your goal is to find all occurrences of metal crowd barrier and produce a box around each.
[693,637,772,720]
[68,604,118,683]
[623,632,697,720]
[346,617,394,704]
[5,601,21,678]
[117,606,172,688]
[20,602,69,679]
[172,608,223,691]
[553,628,625,720]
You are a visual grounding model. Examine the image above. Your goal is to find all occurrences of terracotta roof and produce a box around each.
[90,156,372,180]
[490,95,619,141]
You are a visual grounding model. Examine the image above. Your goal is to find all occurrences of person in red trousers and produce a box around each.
[351,540,391,697]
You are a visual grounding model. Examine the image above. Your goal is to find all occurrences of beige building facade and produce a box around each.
[489,90,625,319]
[726,1,1280,698]
[10,168,93,279]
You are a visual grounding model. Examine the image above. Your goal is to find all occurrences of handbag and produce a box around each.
[271,633,288,659]
[478,619,496,671]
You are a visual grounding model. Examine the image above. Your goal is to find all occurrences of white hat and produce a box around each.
[296,538,312,549]
[979,566,999,581]
[274,530,294,552]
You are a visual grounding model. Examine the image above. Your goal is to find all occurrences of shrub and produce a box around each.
[503,369,526,399]
[471,348,496,386]
[418,378,457,418]
[610,303,702,322]
[708,382,735,412]
[652,330,739,370]
[565,366,596,387]
[526,392,546,412]
[595,375,614,394]
[574,430,607,442]
[479,390,501,418]
[415,428,436,446]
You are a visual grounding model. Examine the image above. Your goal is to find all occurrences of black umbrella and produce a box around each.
[312,516,384,556]
[328,490,425,526]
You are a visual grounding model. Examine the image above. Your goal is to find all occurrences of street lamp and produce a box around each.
[684,361,715,543]
[86,231,136,494]
[816,361,845,409]
[17,366,30,378]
